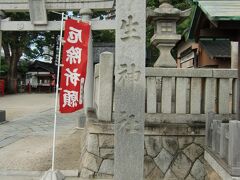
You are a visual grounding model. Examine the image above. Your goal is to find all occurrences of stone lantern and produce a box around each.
[148,0,191,67]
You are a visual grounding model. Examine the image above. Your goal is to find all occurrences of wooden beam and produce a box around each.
[199,29,239,40]
[0,20,116,31]
[0,0,114,12]
[218,21,240,30]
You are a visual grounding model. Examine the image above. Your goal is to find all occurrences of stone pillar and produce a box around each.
[80,8,94,111]
[97,52,114,121]
[231,41,238,69]
[114,0,146,179]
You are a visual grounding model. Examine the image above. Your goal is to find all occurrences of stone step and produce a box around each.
[0,170,113,180]
[0,176,112,180]
[0,170,83,180]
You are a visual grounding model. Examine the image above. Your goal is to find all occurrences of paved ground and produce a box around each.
[0,93,85,179]
[0,93,55,121]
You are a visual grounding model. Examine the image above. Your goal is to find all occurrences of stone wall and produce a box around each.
[144,135,205,179]
[79,113,206,179]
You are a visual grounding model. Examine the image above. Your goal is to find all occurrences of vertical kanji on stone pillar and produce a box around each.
[114,0,146,179]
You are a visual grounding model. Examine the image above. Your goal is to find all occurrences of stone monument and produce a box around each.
[148,0,191,67]
[114,0,146,179]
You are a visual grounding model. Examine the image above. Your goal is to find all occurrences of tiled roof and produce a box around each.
[29,61,56,73]
[193,0,240,21]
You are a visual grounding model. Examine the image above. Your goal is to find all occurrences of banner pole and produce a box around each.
[51,12,64,172]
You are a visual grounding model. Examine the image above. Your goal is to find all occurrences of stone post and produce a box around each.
[219,123,229,161]
[206,112,215,148]
[80,8,94,111]
[148,0,190,67]
[228,120,240,171]
[114,0,146,179]
[231,41,238,69]
[97,52,114,121]
[231,41,239,121]
[78,8,93,128]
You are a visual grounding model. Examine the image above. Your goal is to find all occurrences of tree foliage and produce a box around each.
[2,12,34,92]
[0,57,8,76]
[92,11,115,43]
[18,59,30,76]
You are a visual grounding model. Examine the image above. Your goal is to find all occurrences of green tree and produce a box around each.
[2,13,35,93]
[24,31,60,66]
[18,59,30,76]
[0,56,8,76]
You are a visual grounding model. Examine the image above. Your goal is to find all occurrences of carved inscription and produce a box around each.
[120,15,140,40]
[117,63,141,86]
[116,111,141,134]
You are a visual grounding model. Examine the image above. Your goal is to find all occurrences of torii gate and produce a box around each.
[0,0,116,110]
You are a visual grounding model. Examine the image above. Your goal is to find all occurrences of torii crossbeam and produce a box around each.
[0,0,114,11]
[0,0,115,30]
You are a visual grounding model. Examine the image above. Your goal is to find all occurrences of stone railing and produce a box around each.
[146,68,238,115]
[93,53,238,122]
[206,112,240,176]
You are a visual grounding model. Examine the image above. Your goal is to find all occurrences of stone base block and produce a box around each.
[0,110,6,122]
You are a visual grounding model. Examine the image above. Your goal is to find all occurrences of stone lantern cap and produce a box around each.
[147,0,191,22]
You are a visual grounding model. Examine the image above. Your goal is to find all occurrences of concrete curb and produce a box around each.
[0,169,79,177]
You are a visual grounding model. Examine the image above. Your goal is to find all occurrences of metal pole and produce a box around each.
[51,12,64,171]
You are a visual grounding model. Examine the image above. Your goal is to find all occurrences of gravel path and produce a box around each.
[0,93,84,172]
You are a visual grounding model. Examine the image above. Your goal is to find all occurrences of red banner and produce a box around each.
[59,19,90,113]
